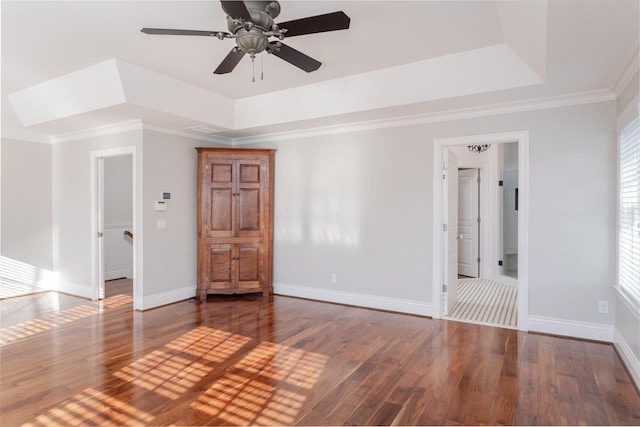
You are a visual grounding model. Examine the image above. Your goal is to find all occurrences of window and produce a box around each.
[618,113,640,308]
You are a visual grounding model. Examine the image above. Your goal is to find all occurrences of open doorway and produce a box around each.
[432,131,529,331]
[91,146,138,309]
[103,155,133,299]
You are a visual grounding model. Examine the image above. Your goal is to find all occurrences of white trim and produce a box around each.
[614,329,640,390]
[1,126,51,144]
[52,281,94,299]
[612,49,639,98]
[105,269,133,281]
[617,95,640,130]
[90,146,141,309]
[49,119,233,145]
[142,122,232,145]
[104,223,133,230]
[52,120,143,143]
[529,315,614,342]
[232,90,614,145]
[432,131,529,332]
[615,286,640,319]
[274,283,432,317]
[138,285,196,311]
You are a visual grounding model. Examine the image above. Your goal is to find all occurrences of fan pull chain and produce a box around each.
[251,54,255,83]
[261,53,264,81]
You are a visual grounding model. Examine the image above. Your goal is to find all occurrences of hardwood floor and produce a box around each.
[1,284,639,426]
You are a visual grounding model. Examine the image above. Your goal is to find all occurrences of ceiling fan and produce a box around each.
[141,1,351,75]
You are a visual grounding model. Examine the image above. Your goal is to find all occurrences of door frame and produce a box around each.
[90,146,141,309]
[432,131,529,331]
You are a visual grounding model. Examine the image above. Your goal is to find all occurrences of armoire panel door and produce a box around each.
[236,243,261,289]
[236,160,264,237]
[207,244,233,289]
[208,161,235,238]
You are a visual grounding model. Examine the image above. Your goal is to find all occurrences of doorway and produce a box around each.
[103,155,134,298]
[431,131,529,331]
[91,146,139,309]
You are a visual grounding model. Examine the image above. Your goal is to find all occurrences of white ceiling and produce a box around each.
[1,0,638,141]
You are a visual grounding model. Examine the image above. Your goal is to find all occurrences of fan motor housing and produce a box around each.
[235,29,270,54]
[225,1,280,55]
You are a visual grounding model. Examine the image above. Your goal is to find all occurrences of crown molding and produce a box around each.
[47,119,233,145]
[142,122,232,146]
[232,89,616,145]
[1,126,51,144]
[612,49,639,98]
[50,119,143,144]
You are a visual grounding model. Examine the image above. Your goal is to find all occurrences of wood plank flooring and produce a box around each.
[1,283,639,426]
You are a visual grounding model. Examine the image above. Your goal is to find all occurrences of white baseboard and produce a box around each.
[138,285,196,311]
[528,315,614,342]
[105,269,133,280]
[273,283,432,316]
[614,329,640,390]
[53,280,94,299]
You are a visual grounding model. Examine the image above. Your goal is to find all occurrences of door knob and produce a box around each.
[457,233,463,240]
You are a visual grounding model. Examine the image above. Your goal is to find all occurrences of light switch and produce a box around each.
[157,219,166,230]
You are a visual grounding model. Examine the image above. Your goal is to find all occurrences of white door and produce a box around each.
[458,169,479,277]
[443,149,459,315]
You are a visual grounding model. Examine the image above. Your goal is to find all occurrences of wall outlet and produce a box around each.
[598,300,608,314]
[331,273,337,284]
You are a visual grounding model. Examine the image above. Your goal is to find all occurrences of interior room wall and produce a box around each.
[140,130,223,307]
[52,130,142,298]
[103,155,133,280]
[614,69,640,386]
[244,100,617,328]
[104,155,133,226]
[0,138,53,284]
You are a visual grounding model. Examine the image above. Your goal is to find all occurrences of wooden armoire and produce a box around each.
[196,148,275,301]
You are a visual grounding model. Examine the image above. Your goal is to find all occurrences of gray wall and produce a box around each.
[614,70,640,386]
[104,155,133,226]
[245,100,617,326]
[52,130,142,296]
[1,139,52,272]
[141,130,210,296]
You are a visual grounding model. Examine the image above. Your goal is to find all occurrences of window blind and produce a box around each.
[619,114,640,307]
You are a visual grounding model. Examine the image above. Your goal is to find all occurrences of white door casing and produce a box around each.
[91,146,140,310]
[458,169,479,277]
[443,149,459,315]
[431,131,529,331]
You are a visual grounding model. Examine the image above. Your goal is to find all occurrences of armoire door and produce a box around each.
[236,243,262,289]
[206,243,233,290]
[236,160,265,238]
[206,160,235,238]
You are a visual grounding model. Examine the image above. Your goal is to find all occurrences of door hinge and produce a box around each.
[98,232,103,237]
[498,260,503,266]
[477,257,481,263]
[499,180,504,187]
[477,217,481,223]
[443,161,447,180]
[443,284,447,292]
[442,223,448,232]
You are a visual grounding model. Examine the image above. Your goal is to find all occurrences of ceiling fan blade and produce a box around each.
[214,48,246,74]
[278,11,350,38]
[267,42,321,73]
[220,1,252,21]
[141,28,230,37]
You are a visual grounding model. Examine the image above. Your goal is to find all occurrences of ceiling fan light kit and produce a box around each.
[141,0,350,79]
